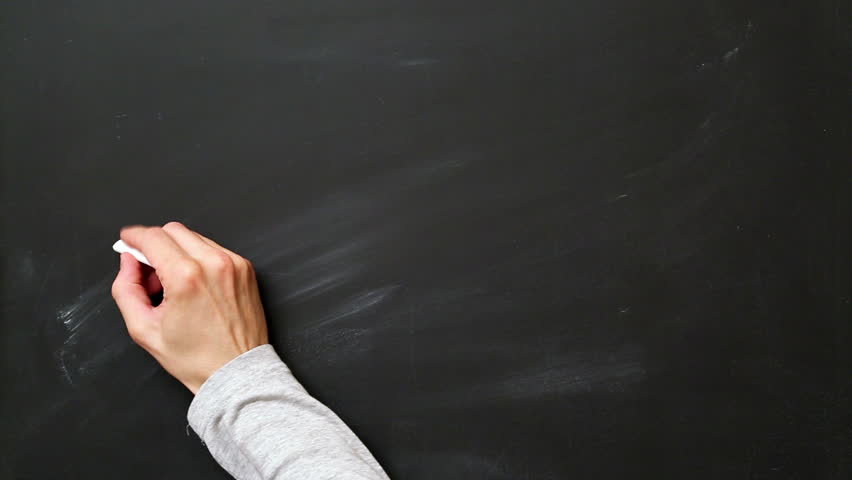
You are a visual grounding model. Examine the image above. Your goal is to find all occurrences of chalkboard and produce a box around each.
[2,1,850,478]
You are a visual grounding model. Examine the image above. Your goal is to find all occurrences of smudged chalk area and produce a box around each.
[54,277,130,385]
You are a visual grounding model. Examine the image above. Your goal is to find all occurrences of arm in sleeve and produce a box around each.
[187,344,389,480]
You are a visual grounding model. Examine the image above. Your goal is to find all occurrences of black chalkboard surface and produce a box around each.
[2,1,849,478]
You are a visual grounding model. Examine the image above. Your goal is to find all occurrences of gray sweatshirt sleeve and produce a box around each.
[187,344,389,480]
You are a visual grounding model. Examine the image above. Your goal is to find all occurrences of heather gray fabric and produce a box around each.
[187,345,389,480]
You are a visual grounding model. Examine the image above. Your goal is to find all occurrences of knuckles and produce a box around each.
[137,223,258,291]
[162,221,185,233]
[205,251,234,274]
[139,225,159,239]
[173,260,204,288]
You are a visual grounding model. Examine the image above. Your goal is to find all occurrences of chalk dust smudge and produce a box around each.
[289,285,401,357]
[55,277,128,385]
[414,346,646,409]
[312,285,401,330]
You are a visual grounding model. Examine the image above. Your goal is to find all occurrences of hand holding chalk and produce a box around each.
[113,239,152,267]
[110,222,268,394]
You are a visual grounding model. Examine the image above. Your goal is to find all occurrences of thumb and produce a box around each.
[112,253,157,346]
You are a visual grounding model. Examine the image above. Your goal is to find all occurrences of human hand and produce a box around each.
[111,222,269,394]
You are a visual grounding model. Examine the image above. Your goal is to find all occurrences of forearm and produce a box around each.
[188,345,388,480]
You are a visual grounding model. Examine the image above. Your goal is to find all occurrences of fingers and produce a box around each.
[162,221,217,258]
[196,230,255,273]
[121,225,187,273]
[121,222,252,280]
[112,253,157,346]
[194,231,232,253]
[161,222,239,275]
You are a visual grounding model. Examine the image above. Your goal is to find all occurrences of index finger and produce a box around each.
[120,225,188,272]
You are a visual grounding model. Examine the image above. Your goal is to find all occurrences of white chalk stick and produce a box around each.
[113,239,152,267]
